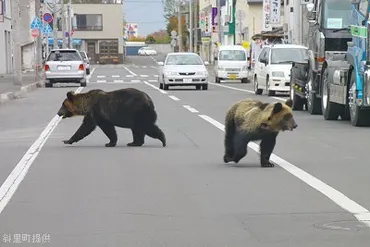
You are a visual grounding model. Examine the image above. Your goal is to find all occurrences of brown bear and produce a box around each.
[223,98,297,167]
[57,88,166,147]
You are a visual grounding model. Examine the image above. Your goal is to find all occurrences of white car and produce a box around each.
[253,44,308,96]
[157,52,209,90]
[78,51,90,75]
[138,47,157,56]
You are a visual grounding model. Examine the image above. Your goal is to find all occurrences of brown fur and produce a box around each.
[57,88,166,147]
[223,98,297,167]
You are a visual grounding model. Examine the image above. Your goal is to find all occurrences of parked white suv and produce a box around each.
[253,44,308,96]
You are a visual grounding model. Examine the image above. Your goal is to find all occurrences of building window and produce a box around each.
[99,40,118,55]
[75,14,103,31]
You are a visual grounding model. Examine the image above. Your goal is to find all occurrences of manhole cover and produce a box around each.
[314,220,370,232]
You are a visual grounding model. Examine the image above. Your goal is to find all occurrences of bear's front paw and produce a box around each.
[261,161,275,168]
[63,139,73,145]
[223,155,233,163]
[105,142,117,147]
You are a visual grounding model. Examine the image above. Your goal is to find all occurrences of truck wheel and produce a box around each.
[306,65,322,114]
[321,66,341,120]
[348,71,370,126]
[254,76,262,95]
[266,77,275,96]
[290,83,304,110]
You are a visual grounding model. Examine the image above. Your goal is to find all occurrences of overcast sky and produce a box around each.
[123,0,166,36]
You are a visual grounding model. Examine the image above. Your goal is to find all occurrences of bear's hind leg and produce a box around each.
[144,124,166,147]
[127,129,145,147]
[232,131,249,164]
[260,133,278,167]
[96,120,118,147]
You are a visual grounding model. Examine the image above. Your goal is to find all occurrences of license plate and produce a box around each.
[183,78,192,83]
[58,66,71,70]
[228,74,237,79]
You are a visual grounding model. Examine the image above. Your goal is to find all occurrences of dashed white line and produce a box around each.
[183,105,199,113]
[143,81,167,94]
[140,75,148,78]
[142,66,147,68]
[97,80,107,83]
[209,82,286,102]
[154,75,159,78]
[112,75,120,78]
[169,95,180,101]
[123,66,137,76]
[131,79,141,83]
[97,75,106,78]
[126,75,134,78]
[148,79,157,83]
[198,114,370,228]
[0,87,84,214]
[113,80,124,83]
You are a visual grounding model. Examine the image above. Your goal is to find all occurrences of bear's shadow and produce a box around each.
[221,163,272,168]
[63,144,164,149]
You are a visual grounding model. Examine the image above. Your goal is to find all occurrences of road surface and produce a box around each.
[0,55,369,246]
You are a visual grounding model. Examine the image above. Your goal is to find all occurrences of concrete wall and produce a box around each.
[148,44,172,54]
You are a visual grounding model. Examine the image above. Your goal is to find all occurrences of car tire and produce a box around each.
[159,83,163,89]
[80,81,87,87]
[86,68,90,75]
[163,84,169,90]
[202,84,208,90]
[45,81,53,88]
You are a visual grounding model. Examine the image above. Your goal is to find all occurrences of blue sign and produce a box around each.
[42,23,53,34]
[48,37,82,46]
[30,17,43,30]
[43,13,53,23]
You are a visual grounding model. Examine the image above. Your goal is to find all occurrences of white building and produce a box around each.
[0,0,12,74]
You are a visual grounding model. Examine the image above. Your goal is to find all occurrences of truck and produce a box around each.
[290,0,370,126]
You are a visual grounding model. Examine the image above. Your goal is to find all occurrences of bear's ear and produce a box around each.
[285,98,293,108]
[272,102,283,114]
[66,91,75,101]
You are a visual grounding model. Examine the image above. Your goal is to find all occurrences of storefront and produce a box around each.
[47,38,83,51]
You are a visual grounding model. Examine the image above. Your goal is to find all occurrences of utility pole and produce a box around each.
[177,0,182,52]
[11,0,22,85]
[193,0,198,53]
[67,0,72,48]
[53,0,58,49]
[189,0,193,52]
[35,0,43,77]
[217,0,221,45]
[61,0,67,48]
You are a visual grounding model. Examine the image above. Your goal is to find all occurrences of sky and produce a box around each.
[123,0,166,37]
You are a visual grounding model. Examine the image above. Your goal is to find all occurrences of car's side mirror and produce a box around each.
[157,62,164,66]
[204,61,209,66]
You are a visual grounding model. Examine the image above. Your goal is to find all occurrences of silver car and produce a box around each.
[78,50,91,75]
[158,52,209,90]
[44,49,87,88]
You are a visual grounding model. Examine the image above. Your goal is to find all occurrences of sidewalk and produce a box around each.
[0,72,44,105]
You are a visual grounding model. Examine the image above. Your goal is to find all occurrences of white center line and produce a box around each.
[183,105,199,113]
[143,81,167,94]
[198,114,370,228]
[123,66,137,77]
[169,95,180,101]
[0,87,85,214]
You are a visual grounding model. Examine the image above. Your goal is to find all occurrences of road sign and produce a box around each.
[42,12,53,23]
[31,29,39,38]
[30,17,43,30]
[42,23,53,35]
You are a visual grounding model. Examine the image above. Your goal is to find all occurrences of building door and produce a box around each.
[87,42,96,64]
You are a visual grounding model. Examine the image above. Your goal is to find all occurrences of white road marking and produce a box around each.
[198,114,370,228]
[169,95,180,101]
[123,66,137,76]
[183,105,199,113]
[140,75,148,78]
[131,79,141,83]
[89,67,96,77]
[143,81,167,94]
[209,82,287,102]
[97,80,107,83]
[126,75,134,78]
[97,75,106,78]
[151,66,157,69]
[148,79,157,83]
[150,56,158,63]
[112,75,120,78]
[154,75,159,78]
[113,80,124,83]
[0,87,84,214]
[142,66,147,68]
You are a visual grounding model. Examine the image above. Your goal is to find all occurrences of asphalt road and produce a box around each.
[0,55,369,246]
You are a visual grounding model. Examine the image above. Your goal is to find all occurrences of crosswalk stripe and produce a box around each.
[148,80,157,83]
[126,75,134,77]
[97,80,106,83]
[112,75,120,78]
[113,80,124,83]
[140,75,148,78]
[97,75,106,78]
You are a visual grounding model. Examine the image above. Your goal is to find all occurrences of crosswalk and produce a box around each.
[91,65,159,69]
[89,74,159,84]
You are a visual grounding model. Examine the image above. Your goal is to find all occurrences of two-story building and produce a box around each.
[49,2,124,64]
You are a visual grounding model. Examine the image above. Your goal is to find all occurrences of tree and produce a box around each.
[166,15,187,48]
[162,0,177,21]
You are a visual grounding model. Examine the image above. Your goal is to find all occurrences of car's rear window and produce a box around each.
[47,51,81,61]
[79,52,87,59]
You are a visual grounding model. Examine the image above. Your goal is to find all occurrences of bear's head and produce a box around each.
[261,99,297,132]
[57,91,85,119]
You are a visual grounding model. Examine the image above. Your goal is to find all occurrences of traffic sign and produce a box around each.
[41,23,53,34]
[31,29,39,38]
[30,17,43,30]
[42,12,53,23]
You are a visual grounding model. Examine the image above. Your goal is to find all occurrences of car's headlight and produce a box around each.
[164,71,177,76]
[271,71,285,77]
[196,71,208,76]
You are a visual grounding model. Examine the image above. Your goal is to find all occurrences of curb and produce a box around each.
[0,80,45,105]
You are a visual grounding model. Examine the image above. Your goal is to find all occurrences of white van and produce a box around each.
[214,45,250,83]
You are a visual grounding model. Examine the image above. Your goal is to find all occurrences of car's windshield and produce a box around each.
[79,51,87,59]
[47,51,82,61]
[321,0,351,29]
[270,48,308,64]
[165,54,203,65]
[218,50,246,61]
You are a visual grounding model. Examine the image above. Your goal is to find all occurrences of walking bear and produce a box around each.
[57,88,166,147]
[223,98,297,167]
